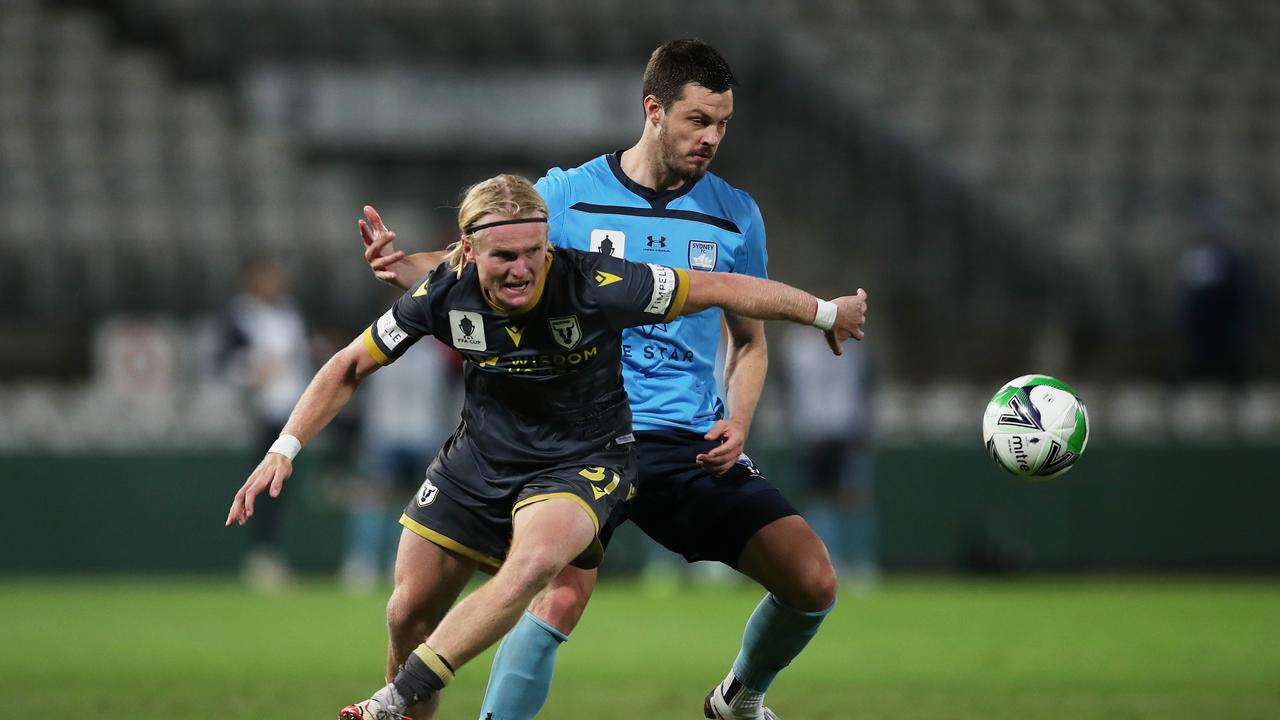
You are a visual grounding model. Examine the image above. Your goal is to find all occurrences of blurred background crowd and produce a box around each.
[1,0,1276,584]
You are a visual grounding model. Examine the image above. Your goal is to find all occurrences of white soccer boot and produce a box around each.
[339,684,412,720]
[702,672,780,720]
[337,699,408,720]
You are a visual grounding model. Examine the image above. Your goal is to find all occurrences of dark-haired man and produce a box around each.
[366,40,848,720]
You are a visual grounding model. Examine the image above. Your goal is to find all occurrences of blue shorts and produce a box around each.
[600,430,798,567]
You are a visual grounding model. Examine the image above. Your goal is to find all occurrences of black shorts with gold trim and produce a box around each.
[400,432,637,572]
[616,430,799,568]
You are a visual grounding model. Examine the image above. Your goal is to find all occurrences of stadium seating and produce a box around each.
[0,0,379,325]
[1,0,1276,385]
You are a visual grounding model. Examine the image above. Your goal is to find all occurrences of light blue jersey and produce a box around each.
[536,152,768,433]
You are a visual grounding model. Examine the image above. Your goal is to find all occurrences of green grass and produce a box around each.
[2,577,1278,718]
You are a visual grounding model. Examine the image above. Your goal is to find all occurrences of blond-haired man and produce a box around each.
[228,173,866,719]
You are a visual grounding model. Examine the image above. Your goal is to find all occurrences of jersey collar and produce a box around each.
[607,150,700,211]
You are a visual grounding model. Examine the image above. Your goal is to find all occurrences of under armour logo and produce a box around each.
[646,235,666,248]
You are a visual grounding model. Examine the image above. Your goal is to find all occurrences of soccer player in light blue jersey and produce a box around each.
[363,40,859,720]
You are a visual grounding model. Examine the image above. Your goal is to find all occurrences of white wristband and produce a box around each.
[812,299,838,331]
[268,433,302,461]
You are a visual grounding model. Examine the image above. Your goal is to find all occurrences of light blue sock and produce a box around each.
[732,593,835,692]
[479,611,568,720]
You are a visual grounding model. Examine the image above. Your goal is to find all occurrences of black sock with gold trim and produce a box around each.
[393,644,455,705]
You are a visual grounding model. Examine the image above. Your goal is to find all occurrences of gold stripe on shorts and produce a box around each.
[399,513,502,571]
[511,492,601,534]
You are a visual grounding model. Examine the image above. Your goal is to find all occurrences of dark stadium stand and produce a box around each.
[2,0,1276,380]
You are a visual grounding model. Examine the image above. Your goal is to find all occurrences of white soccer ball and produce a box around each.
[982,374,1089,479]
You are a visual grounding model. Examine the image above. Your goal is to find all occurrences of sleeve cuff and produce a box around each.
[663,268,691,323]
[361,326,392,366]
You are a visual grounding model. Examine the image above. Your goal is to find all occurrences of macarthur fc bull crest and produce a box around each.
[549,315,582,350]
[416,477,439,507]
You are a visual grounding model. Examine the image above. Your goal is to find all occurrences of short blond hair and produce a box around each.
[444,174,548,274]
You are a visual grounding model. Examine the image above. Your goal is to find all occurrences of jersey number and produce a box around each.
[578,466,620,499]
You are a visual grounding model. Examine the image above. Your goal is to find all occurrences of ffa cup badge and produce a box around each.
[590,230,625,257]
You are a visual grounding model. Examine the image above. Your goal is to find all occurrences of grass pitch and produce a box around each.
[1,577,1277,719]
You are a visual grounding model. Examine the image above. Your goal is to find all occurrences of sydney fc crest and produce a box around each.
[689,240,717,271]
[549,315,582,349]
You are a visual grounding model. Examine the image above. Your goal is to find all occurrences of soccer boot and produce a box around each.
[702,673,780,720]
[338,698,411,720]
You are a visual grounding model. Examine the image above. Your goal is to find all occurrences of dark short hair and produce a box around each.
[642,39,737,109]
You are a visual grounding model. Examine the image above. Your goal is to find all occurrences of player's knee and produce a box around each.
[781,553,839,612]
[530,579,591,633]
[808,557,840,609]
[502,548,566,597]
[386,588,432,637]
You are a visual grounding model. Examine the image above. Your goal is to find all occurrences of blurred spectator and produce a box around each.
[340,335,460,592]
[223,258,310,591]
[781,325,878,581]
[1179,232,1247,386]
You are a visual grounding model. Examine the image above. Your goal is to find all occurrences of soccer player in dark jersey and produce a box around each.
[226,174,867,720]
[361,40,863,720]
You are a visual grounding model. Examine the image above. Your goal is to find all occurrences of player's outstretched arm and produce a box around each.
[225,336,382,527]
[360,205,447,290]
[696,312,767,475]
[682,272,867,354]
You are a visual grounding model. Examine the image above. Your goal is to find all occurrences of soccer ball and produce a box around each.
[982,374,1089,479]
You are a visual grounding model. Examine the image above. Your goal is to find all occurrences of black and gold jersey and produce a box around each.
[362,247,689,467]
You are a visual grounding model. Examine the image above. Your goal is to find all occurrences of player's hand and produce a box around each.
[360,205,409,284]
[697,417,749,476]
[225,453,294,527]
[825,288,868,355]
